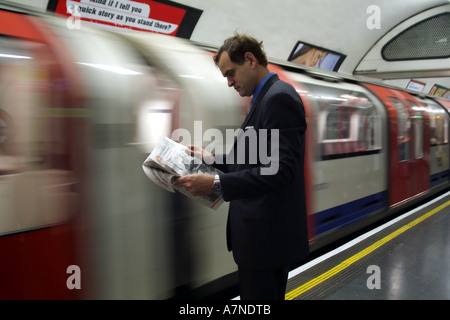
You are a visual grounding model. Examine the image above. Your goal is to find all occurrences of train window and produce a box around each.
[0,36,77,235]
[134,65,181,153]
[0,36,43,172]
[407,100,425,160]
[306,84,382,160]
[389,97,410,162]
[413,109,424,159]
[423,100,449,146]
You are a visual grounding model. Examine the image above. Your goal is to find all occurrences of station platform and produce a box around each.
[285,190,450,300]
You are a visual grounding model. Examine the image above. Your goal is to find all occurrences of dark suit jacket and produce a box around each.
[214,74,309,269]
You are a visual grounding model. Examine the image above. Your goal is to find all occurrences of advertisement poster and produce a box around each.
[406,79,426,92]
[50,0,202,38]
[288,41,346,72]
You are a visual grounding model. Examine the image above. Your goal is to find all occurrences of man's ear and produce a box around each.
[244,52,257,68]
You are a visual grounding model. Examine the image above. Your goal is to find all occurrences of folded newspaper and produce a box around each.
[142,136,224,210]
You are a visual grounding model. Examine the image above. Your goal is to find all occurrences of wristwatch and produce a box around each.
[212,174,221,192]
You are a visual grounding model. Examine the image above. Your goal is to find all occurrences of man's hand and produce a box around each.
[175,174,215,196]
[187,146,214,164]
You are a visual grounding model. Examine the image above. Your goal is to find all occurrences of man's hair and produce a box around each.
[214,33,268,67]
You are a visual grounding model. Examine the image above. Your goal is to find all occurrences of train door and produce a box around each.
[392,91,430,196]
[419,98,449,188]
[387,93,414,202]
[363,83,428,206]
[434,98,450,186]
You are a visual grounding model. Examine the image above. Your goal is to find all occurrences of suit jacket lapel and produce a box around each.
[240,74,279,130]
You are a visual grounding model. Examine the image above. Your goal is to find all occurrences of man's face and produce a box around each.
[217,51,257,97]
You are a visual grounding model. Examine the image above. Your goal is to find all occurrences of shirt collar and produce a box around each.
[251,72,275,104]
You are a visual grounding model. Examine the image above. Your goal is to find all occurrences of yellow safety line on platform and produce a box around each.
[285,199,450,300]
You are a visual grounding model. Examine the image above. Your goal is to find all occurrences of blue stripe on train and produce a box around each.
[315,190,388,236]
[430,169,450,188]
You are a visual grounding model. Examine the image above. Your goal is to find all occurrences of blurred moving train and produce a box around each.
[0,7,449,299]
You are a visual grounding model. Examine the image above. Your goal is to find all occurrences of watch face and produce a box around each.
[213,181,221,191]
